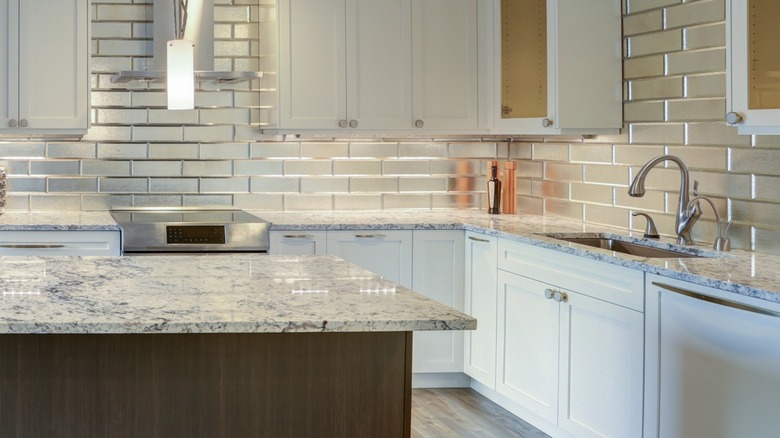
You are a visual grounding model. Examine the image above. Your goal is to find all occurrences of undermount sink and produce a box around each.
[541,234,705,258]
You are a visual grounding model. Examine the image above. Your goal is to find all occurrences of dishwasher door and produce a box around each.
[646,276,780,438]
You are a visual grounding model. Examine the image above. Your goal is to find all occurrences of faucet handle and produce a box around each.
[632,212,660,239]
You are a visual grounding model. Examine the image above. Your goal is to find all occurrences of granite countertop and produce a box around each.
[0,210,120,231]
[0,255,475,334]
[256,210,780,305]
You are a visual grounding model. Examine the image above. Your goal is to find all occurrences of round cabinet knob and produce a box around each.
[8,119,17,128]
[19,119,28,128]
[725,112,743,125]
[544,289,555,300]
[542,118,553,128]
[553,291,569,303]
[349,120,358,128]
[415,119,424,128]
[338,119,348,128]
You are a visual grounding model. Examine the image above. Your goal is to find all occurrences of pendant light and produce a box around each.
[167,0,195,110]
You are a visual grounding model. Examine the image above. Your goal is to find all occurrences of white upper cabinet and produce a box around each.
[278,0,490,133]
[0,0,89,136]
[279,0,411,130]
[411,0,487,131]
[726,0,780,134]
[492,0,622,135]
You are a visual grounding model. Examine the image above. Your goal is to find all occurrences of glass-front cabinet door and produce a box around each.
[492,0,622,135]
[727,0,780,134]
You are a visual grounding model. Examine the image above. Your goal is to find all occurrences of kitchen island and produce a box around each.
[0,254,475,437]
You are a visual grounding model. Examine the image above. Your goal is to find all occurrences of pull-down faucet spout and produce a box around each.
[628,155,701,245]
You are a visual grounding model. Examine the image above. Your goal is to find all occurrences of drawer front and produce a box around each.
[269,231,328,255]
[0,231,121,256]
[498,239,644,312]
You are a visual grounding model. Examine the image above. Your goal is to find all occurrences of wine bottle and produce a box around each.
[487,161,502,214]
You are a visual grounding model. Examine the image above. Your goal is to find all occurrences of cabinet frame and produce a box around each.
[726,0,780,134]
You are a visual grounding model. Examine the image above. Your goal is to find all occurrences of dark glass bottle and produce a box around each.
[487,162,502,214]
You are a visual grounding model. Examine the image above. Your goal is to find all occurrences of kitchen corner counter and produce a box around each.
[257,210,780,304]
[0,254,474,334]
[0,210,120,231]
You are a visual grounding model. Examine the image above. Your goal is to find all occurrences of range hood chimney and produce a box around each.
[111,0,262,84]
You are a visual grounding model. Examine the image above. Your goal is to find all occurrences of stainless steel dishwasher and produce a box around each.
[645,275,780,438]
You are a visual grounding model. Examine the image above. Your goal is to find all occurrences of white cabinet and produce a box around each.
[496,270,559,423]
[326,230,413,288]
[645,275,780,438]
[0,231,121,256]
[411,0,486,131]
[492,0,622,135]
[411,230,465,374]
[269,231,327,255]
[726,0,780,134]
[278,0,490,133]
[463,231,498,388]
[278,0,411,130]
[496,239,644,438]
[0,0,89,136]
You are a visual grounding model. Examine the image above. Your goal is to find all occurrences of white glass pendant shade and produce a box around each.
[167,39,195,110]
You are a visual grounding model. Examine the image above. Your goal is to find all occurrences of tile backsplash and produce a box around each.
[0,0,778,254]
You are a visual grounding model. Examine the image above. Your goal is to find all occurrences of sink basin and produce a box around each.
[543,235,704,258]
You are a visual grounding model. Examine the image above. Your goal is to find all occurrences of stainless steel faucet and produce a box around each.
[628,155,701,245]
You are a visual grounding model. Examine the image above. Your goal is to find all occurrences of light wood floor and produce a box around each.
[411,388,550,438]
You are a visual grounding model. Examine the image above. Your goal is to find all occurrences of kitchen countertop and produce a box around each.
[257,210,780,305]
[0,254,474,334]
[0,210,119,231]
[0,208,777,306]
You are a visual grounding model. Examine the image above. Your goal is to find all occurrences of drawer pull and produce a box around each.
[0,244,66,249]
[355,234,386,239]
[468,236,490,243]
[544,288,568,303]
[282,234,314,239]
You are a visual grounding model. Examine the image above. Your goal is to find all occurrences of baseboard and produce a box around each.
[412,372,471,388]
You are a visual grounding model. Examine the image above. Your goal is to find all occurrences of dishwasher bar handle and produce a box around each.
[652,281,780,319]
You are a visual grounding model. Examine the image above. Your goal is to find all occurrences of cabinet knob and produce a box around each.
[415,119,424,128]
[544,289,555,300]
[725,112,743,124]
[338,119,348,128]
[8,119,17,128]
[542,118,553,128]
[19,119,28,128]
[349,120,358,128]
[553,291,568,303]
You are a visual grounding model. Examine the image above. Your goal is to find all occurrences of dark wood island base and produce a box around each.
[0,331,413,437]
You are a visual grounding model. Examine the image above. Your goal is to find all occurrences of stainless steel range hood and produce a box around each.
[111,0,262,84]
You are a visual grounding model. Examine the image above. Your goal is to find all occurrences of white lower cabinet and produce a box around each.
[325,230,413,288]
[269,231,327,255]
[463,231,498,388]
[411,230,465,375]
[493,239,644,438]
[0,231,120,256]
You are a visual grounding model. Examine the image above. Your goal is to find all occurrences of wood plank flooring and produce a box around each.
[411,388,550,438]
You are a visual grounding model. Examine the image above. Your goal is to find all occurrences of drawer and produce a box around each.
[0,231,121,256]
[498,238,644,312]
